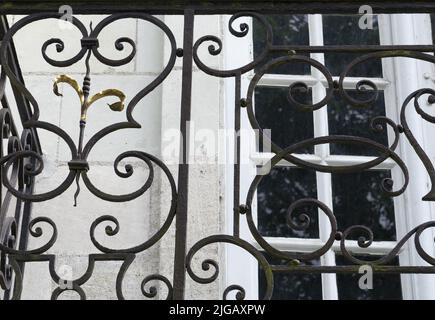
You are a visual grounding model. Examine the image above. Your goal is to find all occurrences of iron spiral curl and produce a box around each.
[193,12,273,77]
[186,235,274,300]
[0,13,178,203]
[141,274,174,300]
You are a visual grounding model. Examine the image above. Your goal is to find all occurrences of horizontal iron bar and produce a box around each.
[271,45,435,53]
[271,265,435,274]
[2,1,435,15]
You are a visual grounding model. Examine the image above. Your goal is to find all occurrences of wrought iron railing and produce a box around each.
[0,0,435,300]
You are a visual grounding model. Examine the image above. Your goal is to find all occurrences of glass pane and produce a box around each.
[328,90,388,156]
[259,252,322,300]
[255,86,314,152]
[332,170,396,241]
[323,15,382,77]
[258,167,318,238]
[253,15,310,75]
[335,254,402,300]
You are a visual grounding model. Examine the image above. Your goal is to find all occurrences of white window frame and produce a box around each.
[222,13,435,300]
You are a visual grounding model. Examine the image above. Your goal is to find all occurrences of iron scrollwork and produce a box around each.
[0,13,178,205]
[1,8,435,300]
[0,12,180,300]
[186,11,435,300]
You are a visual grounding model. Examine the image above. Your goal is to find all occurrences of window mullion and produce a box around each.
[308,14,339,300]
[258,237,399,255]
[325,154,396,170]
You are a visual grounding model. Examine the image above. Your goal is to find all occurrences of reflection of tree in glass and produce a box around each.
[332,170,396,241]
[259,253,322,300]
[255,87,314,152]
[323,15,382,77]
[336,255,402,300]
[253,15,310,75]
[328,90,388,156]
[258,167,319,238]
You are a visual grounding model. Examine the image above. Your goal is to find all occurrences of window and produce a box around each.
[224,12,435,300]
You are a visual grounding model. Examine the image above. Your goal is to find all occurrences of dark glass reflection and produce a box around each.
[259,252,322,300]
[332,170,396,241]
[335,254,402,300]
[328,90,388,156]
[258,167,318,238]
[323,15,382,77]
[255,86,314,152]
[253,15,310,75]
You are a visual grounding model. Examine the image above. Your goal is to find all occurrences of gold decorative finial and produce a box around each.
[53,74,126,206]
[53,75,126,122]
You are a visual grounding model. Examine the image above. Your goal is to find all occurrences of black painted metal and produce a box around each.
[0,11,179,300]
[173,9,195,300]
[2,1,435,15]
[0,2,434,300]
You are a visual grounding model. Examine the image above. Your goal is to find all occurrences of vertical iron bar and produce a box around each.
[0,96,19,137]
[0,16,41,154]
[4,171,34,300]
[173,8,195,300]
[233,73,241,237]
[0,16,40,299]
[11,159,36,300]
